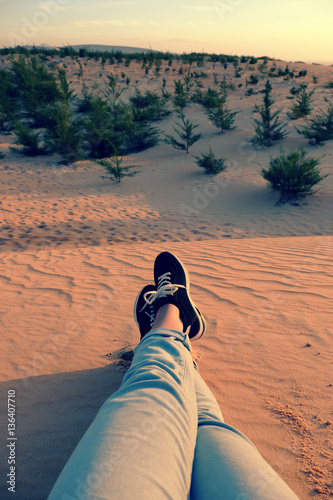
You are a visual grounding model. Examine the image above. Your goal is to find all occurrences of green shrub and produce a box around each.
[57,68,76,103]
[193,87,219,108]
[43,103,85,164]
[298,70,307,78]
[103,73,125,114]
[165,112,202,153]
[267,66,277,77]
[194,149,227,174]
[129,89,171,121]
[173,80,188,109]
[84,96,123,158]
[201,78,238,133]
[245,88,255,97]
[97,152,139,183]
[12,122,47,156]
[296,103,333,144]
[289,86,300,96]
[77,83,95,113]
[183,69,194,93]
[123,107,160,152]
[258,60,268,74]
[205,104,237,134]
[193,71,207,79]
[11,56,60,126]
[247,74,259,85]
[288,84,314,119]
[250,80,288,147]
[0,69,18,130]
[261,147,327,204]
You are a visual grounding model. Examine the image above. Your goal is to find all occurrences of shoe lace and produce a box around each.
[141,272,185,311]
[145,304,156,328]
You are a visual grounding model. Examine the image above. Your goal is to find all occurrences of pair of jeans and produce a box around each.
[48,328,299,500]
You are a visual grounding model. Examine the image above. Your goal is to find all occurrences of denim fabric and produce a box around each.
[48,328,299,500]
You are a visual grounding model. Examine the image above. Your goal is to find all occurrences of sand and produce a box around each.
[0,54,332,499]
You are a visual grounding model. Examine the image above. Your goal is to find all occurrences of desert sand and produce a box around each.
[0,54,332,499]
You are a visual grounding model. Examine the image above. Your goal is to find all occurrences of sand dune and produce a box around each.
[0,238,332,498]
[1,54,333,499]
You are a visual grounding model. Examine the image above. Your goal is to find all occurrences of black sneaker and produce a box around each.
[134,284,157,339]
[149,251,206,340]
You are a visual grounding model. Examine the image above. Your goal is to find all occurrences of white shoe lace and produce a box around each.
[140,272,186,311]
[145,305,156,328]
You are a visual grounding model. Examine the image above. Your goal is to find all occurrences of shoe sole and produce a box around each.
[133,289,141,331]
[194,307,206,341]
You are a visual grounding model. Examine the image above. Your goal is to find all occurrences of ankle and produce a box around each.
[152,303,184,332]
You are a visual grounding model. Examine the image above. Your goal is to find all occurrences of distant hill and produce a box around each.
[66,44,160,54]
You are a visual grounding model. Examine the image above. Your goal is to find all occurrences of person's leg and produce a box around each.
[190,368,299,500]
[48,304,198,500]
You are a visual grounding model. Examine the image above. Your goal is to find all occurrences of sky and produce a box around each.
[0,0,332,64]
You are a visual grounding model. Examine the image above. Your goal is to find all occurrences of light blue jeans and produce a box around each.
[48,328,299,500]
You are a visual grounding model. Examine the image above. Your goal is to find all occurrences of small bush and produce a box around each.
[245,88,255,97]
[123,108,160,152]
[298,70,307,78]
[193,87,219,108]
[11,56,60,126]
[0,69,18,130]
[103,73,125,113]
[97,152,139,183]
[173,80,188,109]
[250,80,288,147]
[77,83,95,113]
[201,78,238,133]
[205,104,237,133]
[12,122,47,156]
[183,72,193,96]
[289,86,300,96]
[129,89,171,121]
[258,60,268,74]
[247,74,259,85]
[57,68,76,103]
[296,103,333,144]
[43,103,85,164]
[288,84,314,119]
[165,112,202,154]
[84,96,123,158]
[194,149,227,174]
[261,147,327,204]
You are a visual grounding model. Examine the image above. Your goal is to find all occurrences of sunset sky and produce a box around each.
[1,0,332,64]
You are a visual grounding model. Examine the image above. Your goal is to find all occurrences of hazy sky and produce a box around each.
[1,0,332,63]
